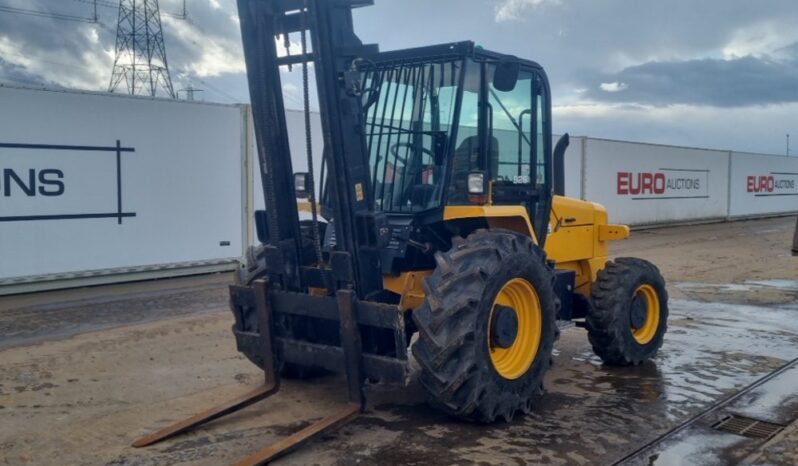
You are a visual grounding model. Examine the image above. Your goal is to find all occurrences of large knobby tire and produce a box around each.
[234,221,328,379]
[412,229,559,423]
[587,257,668,366]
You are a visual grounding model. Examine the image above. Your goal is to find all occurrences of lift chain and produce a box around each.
[301,1,324,266]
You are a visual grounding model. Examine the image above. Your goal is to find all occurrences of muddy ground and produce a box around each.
[1,216,797,466]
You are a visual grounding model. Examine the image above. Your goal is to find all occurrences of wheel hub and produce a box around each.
[630,295,648,329]
[491,305,519,349]
[489,277,542,380]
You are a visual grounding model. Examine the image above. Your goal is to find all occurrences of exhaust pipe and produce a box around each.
[792,216,798,256]
[553,133,570,196]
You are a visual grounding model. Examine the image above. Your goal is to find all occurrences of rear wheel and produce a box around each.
[412,230,558,422]
[587,257,668,366]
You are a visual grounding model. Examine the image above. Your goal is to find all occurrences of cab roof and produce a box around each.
[362,40,545,72]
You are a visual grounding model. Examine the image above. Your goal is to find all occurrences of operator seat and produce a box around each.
[448,135,500,203]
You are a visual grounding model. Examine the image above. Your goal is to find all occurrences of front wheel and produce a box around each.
[587,257,668,366]
[412,230,559,422]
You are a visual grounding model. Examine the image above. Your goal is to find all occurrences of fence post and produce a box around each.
[726,151,733,221]
[580,137,588,200]
[243,104,255,257]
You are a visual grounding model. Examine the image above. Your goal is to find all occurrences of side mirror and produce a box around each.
[493,57,519,92]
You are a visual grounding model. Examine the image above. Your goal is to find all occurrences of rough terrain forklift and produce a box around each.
[134,0,669,463]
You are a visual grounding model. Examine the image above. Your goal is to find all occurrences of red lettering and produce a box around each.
[617,172,629,195]
[654,173,666,194]
[618,171,667,195]
[629,173,642,195]
[641,173,654,193]
[752,176,776,193]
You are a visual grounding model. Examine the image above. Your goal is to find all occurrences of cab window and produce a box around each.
[488,71,534,186]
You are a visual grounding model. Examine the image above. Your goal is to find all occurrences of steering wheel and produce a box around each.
[389,142,436,165]
[385,142,439,207]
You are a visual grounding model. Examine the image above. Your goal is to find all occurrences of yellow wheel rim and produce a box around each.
[632,284,661,344]
[488,278,542,380]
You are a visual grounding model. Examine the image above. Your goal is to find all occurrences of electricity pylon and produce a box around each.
[108,0,175,98]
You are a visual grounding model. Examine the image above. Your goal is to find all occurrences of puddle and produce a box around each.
[359,298,798,465]
[633,428,747,466]
[623,359,798,466]
[676,281,798,294]
[676,282,758,293]
[745,279,798,292]
[675,280,798,305]
[726,363,798,424]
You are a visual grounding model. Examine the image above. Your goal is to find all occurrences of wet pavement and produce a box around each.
[2,213,797,466]
[87,297,798,466]
[622,359,798,466]
[0,244,798,466]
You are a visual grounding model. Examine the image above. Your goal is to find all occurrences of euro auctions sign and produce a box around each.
[616,168,709,200]
[746,173,798,197]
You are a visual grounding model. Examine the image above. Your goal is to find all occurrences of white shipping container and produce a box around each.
[583,138,729,225]
[2,85,795,294]
[729,152,798,218]
[0,85,247,293]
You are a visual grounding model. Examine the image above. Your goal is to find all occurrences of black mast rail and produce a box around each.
[237,0,384,298]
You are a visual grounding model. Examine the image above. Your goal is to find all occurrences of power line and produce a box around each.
[0,3,96,23]
[73,0,117,9]
[72,0,187,19]
[186,75,239,102]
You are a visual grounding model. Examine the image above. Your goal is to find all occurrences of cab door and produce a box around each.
[486,66,552,243]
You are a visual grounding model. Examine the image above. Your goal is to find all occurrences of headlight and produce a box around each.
[467,171,486,195]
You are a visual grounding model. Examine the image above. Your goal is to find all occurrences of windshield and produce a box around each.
[448,60,548,205]
[362,59,463,212]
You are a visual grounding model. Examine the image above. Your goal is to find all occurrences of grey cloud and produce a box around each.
[0,0,246,98]
[0,57,57,87]
[582,45,798,107]
[0,0,796,153]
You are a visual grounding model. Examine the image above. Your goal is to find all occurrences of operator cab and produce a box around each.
[341,42,553,272]
[358,41,551,212]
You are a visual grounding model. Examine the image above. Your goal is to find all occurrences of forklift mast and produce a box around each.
[237,0,384,298]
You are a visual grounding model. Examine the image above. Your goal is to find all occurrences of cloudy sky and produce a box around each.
[0,0,797,155]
